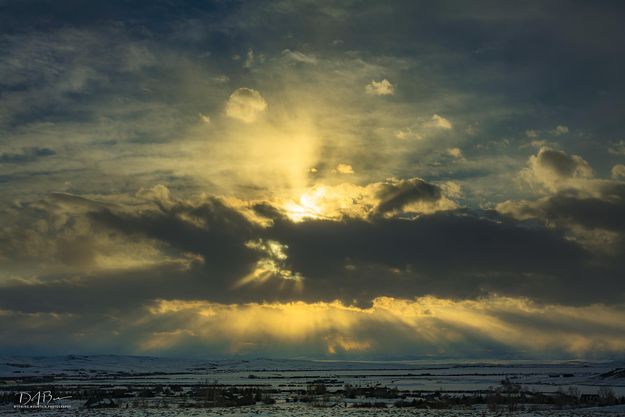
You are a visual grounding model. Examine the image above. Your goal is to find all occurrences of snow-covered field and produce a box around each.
[1,356,624,415]
[4,404,625,417]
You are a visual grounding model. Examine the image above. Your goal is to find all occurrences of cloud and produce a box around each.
[335,163,354,174]
[125,296,625,357]
[0,147,55,163]
[424,114,453,129]
[244,48,254,68]
[281,49,318,65]
[1,188,613,313]
[525,126,569,139]
[609,140,625,156]
[552,125,569,135]
[281,178,457,221]
[394,115,453,142]
[497,188,625,257]
[365,79,394,96]
[2,0,625,358]
[198,113,211,124]
[394,128,423,140]
[237,239,303,287]
[0,193,189,281]
[3,295,625,357]
[136,184,174,207]
[225,88,268,123]
[612,164,625,180]
[0,185,624,359]
[447,147,463,158]
[499,148,625,255]
[268,210,607,307]
[374,177,450,215]
[519,147,593,193]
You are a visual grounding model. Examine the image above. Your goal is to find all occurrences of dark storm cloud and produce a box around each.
[267,210,625,306]
[92,198,251,248]
[374,178,441,215]
[0,197,260,313]
[0,0,239,33]
[2,193,623,315]
[0,265,195,314]
[499,185,625,273]
[507,188,625,233]
[89,198,260,278]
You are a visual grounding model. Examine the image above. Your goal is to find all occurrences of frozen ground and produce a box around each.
[4,405,625,416]
[1,356,624,415]
[2,356,624,391]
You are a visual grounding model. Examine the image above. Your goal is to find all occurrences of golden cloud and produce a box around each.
[365,79,394,96]
[138,296,625,356]
[225,88,268,123]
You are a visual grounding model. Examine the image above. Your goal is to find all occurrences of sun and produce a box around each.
[284,186,328,222]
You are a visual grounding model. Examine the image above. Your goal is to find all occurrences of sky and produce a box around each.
[1,0,625,359]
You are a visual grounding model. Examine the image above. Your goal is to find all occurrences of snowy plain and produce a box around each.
[1,355,624,416]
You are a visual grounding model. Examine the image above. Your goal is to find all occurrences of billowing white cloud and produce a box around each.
[225,88,268,123]
[365,79,394,96]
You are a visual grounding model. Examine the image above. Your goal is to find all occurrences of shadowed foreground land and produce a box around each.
[1,356,625,415]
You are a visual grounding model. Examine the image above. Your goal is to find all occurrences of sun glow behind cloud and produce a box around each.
[237,239,304,287]
[283,183,377,221]
[194,100,323,200]
[284,183,360,222]
[281,179,458,222]
[137,296,625,357]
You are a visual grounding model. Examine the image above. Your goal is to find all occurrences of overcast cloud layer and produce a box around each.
[1,0,625,359]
